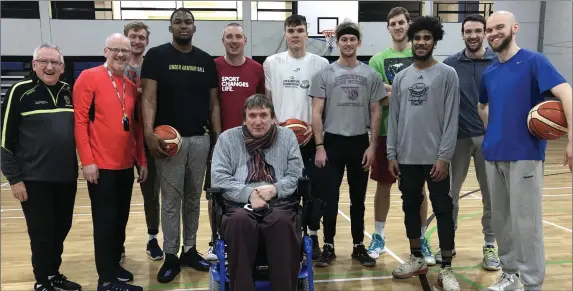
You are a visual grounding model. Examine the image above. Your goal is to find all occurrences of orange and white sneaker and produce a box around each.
[392,254,428,279]
[438,267,461,291]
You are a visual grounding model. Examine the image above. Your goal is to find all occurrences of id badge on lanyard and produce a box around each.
[104,63,129,131]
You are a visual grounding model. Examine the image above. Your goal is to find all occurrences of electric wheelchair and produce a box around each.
[205,169,315,291]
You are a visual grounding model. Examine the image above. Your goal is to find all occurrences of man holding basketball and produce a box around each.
[442,14,500,271]
[310,21,384,268]
[478,11,572,291]
[141,8,221,283]
[263,14,329,258]
[366,7,434,265]
[204,22,265,260]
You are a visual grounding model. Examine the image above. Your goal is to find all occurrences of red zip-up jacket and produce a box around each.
[73,65,146,170]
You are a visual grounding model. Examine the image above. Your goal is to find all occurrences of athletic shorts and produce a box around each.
[370,136,397,184]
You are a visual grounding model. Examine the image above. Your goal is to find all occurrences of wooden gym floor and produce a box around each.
[1,138,571,291]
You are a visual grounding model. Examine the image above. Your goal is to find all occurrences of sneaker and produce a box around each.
[352,244,376,267]
[483,246,501,271]
[34,282,56,291]
[421,237,436,266]
[435,248,457,264]
[157,254,181,283]
[367,233,386,259]
[315,244,336,267]
[310,235,321,260]
[146,238,164,261]
[97,281,143,291]
[120,245,126,264]
[392,254,428,279]
[206,245,217,261]
[50,273,81,291]
[117,266,133,282]
[482,272,521,291]
[438,267,461,291]
[179,246,211,272]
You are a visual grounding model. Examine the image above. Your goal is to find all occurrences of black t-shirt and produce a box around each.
[141,43,218,137]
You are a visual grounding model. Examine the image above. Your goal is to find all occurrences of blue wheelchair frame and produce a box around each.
[205,170,315,291]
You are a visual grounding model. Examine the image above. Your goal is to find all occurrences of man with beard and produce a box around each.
[204,22,265,260]
[74,33,147,291]
[310,21,384,268]
[263,14,329,258]
[441,14,499,271]
[2,43,82,291]
[366,7,434,265]
[141,8,221,283]
[387,16,460,291]
[478,11,572,291]
[121,21,165,262]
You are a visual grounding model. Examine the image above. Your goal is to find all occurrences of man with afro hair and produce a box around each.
[386,16,461,290]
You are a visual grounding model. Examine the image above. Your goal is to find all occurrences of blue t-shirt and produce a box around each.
[479,48,567,161]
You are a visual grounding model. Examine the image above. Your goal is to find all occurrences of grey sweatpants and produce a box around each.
[155,135,210,255]
[485,160,545,290]
[449,135,494,244]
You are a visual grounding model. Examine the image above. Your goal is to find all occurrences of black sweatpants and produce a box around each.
[315,133,370,245]
[136,148,160,235]
[87,168,134,282]
[398,164,455,251]
[299,138,322,232]
[21,181,77,283]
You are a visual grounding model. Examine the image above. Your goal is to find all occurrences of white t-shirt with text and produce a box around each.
[263,51,329,124]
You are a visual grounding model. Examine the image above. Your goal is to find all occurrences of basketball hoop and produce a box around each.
[322,30,336,53]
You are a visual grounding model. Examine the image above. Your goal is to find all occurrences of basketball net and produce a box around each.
[322,30,335,53]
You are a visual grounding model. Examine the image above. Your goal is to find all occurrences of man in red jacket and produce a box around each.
[73,33,147,291]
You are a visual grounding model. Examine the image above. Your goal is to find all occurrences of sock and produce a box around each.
[411,247,423,258]
[485,241,495,248]
[184,245,193,253]
[375,221,385,238]
[309,230,317,236]
[149,234,158,241]
[421,226,427,239]
[441,254,452,268]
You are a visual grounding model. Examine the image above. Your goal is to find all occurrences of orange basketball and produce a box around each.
[527,100,568,140]
[154,125,182,157]
[280,118,309,145]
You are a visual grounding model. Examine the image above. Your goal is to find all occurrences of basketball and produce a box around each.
[154,125,182,157]
[527,100,568,140]
[280,118,310,145]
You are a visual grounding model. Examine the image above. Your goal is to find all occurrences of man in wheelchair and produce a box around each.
[210,94,305,291]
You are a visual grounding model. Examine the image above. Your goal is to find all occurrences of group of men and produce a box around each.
[1,5,571,291]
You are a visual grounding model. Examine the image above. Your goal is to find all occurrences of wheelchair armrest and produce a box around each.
[205,187,222,200]
[206,187,225,244]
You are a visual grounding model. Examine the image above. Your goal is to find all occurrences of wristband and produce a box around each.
[315,143,324,147]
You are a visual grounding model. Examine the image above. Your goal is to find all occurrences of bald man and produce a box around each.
[478,11,572,291]
[74,33,147,291]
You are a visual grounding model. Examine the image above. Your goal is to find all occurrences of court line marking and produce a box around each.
[543,219,572,232]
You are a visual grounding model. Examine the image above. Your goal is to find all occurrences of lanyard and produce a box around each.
[103,63,127,118]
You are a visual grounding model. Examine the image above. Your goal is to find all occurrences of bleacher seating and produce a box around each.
[73,61,104,80]
[1,62,31,104]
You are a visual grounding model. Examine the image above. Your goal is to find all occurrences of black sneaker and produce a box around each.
[96,281,142,291]
[147,238,164,260]
[34,282,56,291]
[352,244,376,267]
[157,253,181,283]
[179,246,211,272]
[315,244,336,267]
[117,266,133,282]
[310,235,321,260]
[50,273,82,291]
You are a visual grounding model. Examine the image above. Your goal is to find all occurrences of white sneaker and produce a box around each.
[206,246,217,261]
[482,272,521,291]
[392,254,428,279]
[438,267,461,291]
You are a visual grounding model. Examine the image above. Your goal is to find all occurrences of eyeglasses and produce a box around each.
[106,47,131,54]
[34,59,63,67]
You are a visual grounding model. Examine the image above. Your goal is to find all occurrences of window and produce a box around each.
[434,1,493,23]
[1,1,40,19]
[183,1,240,20]
[358,1,423,22]
[251,1,295,21]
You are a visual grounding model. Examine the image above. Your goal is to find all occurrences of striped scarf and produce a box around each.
[243,124,278,184]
